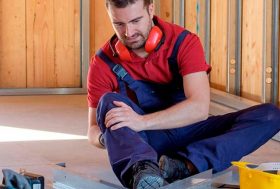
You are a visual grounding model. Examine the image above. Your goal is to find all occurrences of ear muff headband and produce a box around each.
[114,26,163,62]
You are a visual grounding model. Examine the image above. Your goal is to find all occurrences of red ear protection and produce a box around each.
[114,26,163,62]
[145,26,163,53]
[115,40,132,62]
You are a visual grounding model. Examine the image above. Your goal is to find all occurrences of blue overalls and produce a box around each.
[95,30,280,187]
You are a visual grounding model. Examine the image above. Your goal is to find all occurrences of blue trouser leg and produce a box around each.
[96,93,158,186]
[182,103,280,172]
[144,104,280,172]
[97,93,280,185]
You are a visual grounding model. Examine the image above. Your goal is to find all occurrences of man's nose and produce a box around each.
[125,24,134,37]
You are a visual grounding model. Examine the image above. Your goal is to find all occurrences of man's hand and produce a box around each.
[105,101,146,131]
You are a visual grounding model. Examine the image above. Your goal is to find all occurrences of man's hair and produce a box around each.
[105,0,153,8]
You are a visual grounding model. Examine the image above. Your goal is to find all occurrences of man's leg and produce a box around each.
[159,103,280,181]
[186,103,280,172]
[96,92,164,188]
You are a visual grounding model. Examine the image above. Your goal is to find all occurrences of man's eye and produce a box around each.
[114,23,124,27]
[132,20,140,24]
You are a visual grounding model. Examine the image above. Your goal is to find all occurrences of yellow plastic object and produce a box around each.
[232,161,280,189]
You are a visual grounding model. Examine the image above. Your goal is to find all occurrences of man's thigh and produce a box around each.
[141,111,243,156]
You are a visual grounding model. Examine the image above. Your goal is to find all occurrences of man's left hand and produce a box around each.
[104,101,146,132]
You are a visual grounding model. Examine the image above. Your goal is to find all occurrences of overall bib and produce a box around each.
[95,31,280,186]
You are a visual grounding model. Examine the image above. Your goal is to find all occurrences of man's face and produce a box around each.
[107,0,154,50]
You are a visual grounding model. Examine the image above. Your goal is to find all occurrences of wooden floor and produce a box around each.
[0,94,279,188]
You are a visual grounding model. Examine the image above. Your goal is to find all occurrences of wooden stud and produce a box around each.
[209,0,228,91]
[279,1,280,105]
[271,0,279,105]
[265,0,272,102]
[241,0,265,102]
[279,2,280,105]
[228,0,238,94]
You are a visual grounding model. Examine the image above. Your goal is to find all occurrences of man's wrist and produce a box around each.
[98,133,105,147]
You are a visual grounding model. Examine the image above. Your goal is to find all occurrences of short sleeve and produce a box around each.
[87,56,115,108]
[177,33,211,76]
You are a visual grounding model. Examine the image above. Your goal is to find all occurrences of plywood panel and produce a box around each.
[185,0,197,33]
[26,0,80,88]
[0,0,26,88]
[92,1,113,55]
[54,0,80,87]
[26,0,56,87]
[173,0,181,25]
[185,1,207,49]
[210,0,228,91]
[197,0,206,49]
[241,0,264,101]
[157,0,172,23]
[153,0,162,18]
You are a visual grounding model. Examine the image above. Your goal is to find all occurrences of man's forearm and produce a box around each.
[87,125,105,149]
[142,98,209,130]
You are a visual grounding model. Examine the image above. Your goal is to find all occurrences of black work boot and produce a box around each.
[159,155,195,183]
[132,160,167,189]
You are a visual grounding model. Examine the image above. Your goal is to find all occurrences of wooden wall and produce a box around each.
[0,0,80,88]
[209,0,276,103]
[1,0,279,104]
[155,0,279,104]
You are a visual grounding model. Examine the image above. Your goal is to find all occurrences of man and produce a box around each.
[87,0,280,189]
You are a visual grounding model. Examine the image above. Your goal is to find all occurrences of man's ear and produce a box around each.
[148,3,154,19]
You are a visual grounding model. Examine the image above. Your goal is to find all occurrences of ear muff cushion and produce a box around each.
[115,40,132,62]
[145,26,163,53]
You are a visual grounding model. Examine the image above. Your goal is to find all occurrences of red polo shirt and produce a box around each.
[87,16,210,108]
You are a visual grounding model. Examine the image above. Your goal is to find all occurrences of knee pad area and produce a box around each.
[99,92,123,104]
[261,103,280,122]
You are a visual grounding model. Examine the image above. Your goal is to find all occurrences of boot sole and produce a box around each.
[135,175,164,189]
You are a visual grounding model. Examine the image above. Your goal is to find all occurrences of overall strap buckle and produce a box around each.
[113,64,127,80]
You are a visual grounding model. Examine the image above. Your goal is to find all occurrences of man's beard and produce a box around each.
[122,34,146,50]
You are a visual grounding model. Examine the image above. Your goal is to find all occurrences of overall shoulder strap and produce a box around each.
[169,30,190,60]
[95,49,144,96]
[96,49,135,84]
[168,30,190,85]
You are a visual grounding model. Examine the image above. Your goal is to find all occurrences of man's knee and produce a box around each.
[260,103,280,122]
[99,92,123,105]
[97,92,128,111]
[256,103,280,133]
[96,93,125,131]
